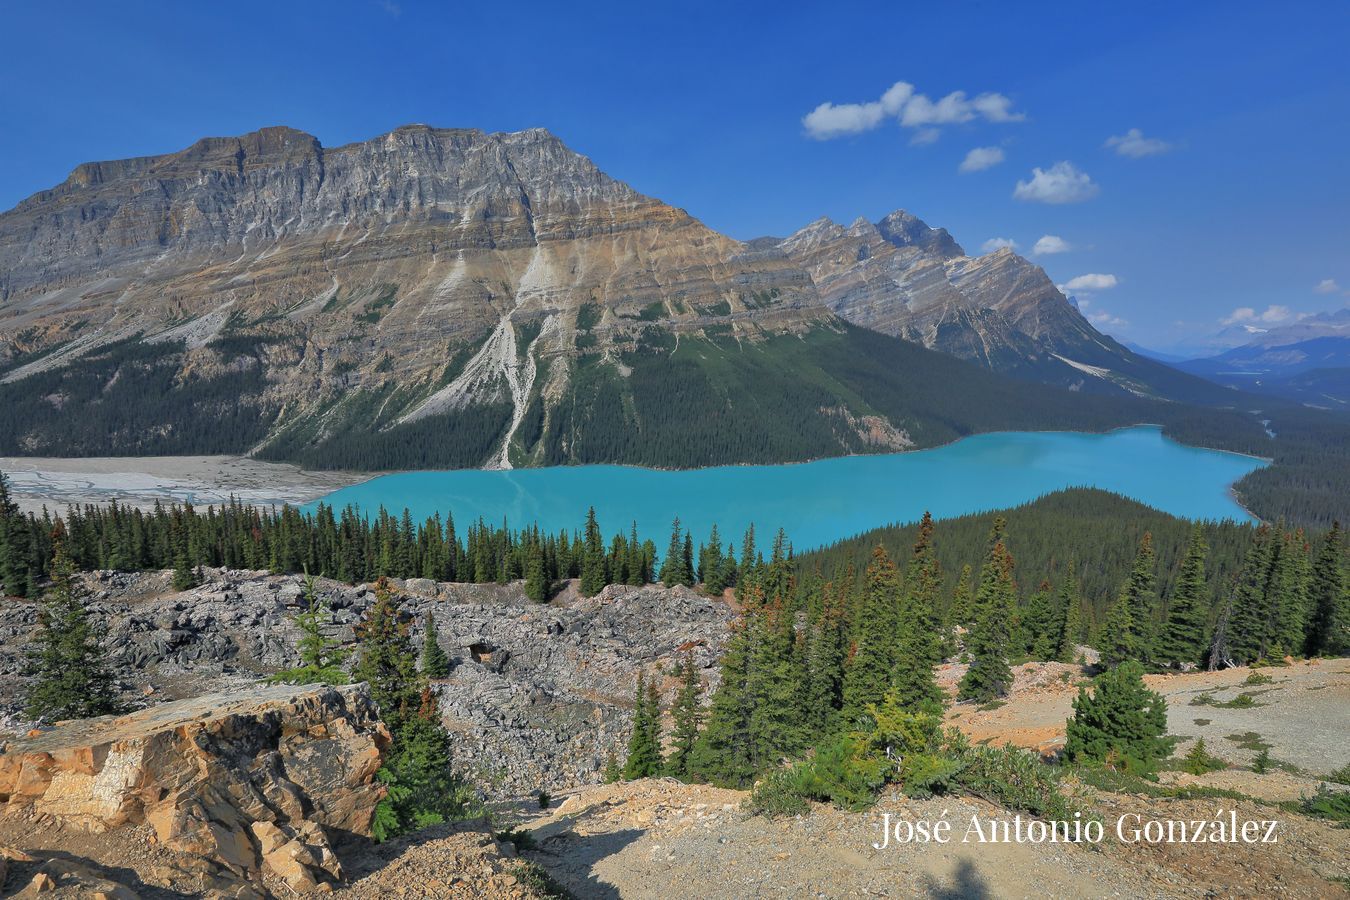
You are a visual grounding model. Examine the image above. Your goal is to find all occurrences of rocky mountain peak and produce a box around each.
[875,208,965,258]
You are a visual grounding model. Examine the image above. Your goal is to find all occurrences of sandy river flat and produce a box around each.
[0,455,368,515]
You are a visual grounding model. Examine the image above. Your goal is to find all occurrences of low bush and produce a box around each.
[1180,739,1227,775]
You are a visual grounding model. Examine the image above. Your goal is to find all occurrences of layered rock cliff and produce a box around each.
[0,124,1224,467]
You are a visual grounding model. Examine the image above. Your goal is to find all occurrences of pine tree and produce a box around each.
[659,518,693,587]
[841,546,901,721]
[25,530,121,721]
[744,602,807,769]
[579,507,607,597]
[1119,533,1158,664]
[0,473,33,598]
[1155,525,1210,669]
[664,654,703,779]
[622,671,662,779]
[1220,526,1277,666]
[1097,595,1136,669]
[525,542,549,603]
[957,537,1016,702]
[892,512,944,714]
[949,563,975,627]
[689,623,755,786]
[803,586,847,740]
[1306,522,1347,656]
[271,573,349,685]
[1019,581,1057,660]
[421,614,451,679]
[1054,562,1084,663]
[700,524,726,594]
[1064,660,1169,772]
[353,577,424,728]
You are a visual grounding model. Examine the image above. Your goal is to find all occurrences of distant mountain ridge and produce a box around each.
[0,124,1251,468]
[1178,312,1350,408]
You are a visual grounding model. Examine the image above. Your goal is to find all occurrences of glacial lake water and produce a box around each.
[305,426,1267,551]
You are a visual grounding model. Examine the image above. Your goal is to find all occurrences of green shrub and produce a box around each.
[1252,748,1272,774]
[1329,764,1350,786]
[510,860,573,899]
[744,767,813,818]
[1180,739,1227,775]
[1298,785,1350,825]
[957,743,1091,822]
[1244,671,1274,685]
[1064,660,1170,772]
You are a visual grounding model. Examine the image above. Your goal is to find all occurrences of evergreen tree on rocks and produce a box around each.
[1306,522,1347,656]
[623,670,663,779]
[525,542,549,603]
[1156,525,1210,668]
[664,654,704,778]
[25,527,121,722]
[700,524,726,593]
[580,507,608,596]
[421,614,451,679]
[271,573,349,686]
[660,517,693,587]
[957,531,1016,703]
[1219,526,1277,666]
[841,546,901,721]
[1064,660,1169,772]
[354,577,425,727]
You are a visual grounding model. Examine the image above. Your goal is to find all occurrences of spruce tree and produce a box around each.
[664,654,703,779]
[949,564,975,627]
[803,588,847,740]
[1220,526,1277,666]
[1054,561,1084,663]
[1155,525,1210,668]
[689,624,755,786]
[353,577,424,727]
[580,507,607,596]
[893,512,944,714]
[1064,660,1169,772]
[1306,522,1347,656]
[1097,595,1136,669]
[744,602,807,770]
[271,574,349,685]
[525,542,549,603]
[0,473,33,598]
[659,518,693,587]
[841,546,901,721]
[1119,533,1158,664]
[622,671,662,779]
[1019,581,1057,660]
[957,536,1016,702]
[421,614,451,679]
[25,532,121,721]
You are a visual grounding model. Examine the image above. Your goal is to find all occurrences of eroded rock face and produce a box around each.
[0,683,388,894]
[0,570,736,799]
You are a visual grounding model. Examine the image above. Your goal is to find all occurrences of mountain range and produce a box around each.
[0,125,1256,469]
[1178,310,1350,409]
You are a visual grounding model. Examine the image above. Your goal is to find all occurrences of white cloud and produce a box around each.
[1221,304,1295,326]
[1059,273,1118,292]
[1088,310,1129,329]
[1314,278,1341,294]
[910,128,941,146]
[959,146,1005,173]
[802,81,1023,140]
[1013,162,1100,204]
[1033,235,1072,255]
[1105,128,1172,158]
[981,237,1017,253]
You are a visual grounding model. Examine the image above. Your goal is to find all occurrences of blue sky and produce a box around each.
[2,0,1347,352]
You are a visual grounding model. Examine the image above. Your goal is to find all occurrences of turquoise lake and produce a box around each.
[305,426,1267,550]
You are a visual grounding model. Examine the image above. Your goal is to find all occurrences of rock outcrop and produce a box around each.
[0,683,388,895]
[0,570,736,799]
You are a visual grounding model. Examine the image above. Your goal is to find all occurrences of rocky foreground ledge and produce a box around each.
[0,683,387,896]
